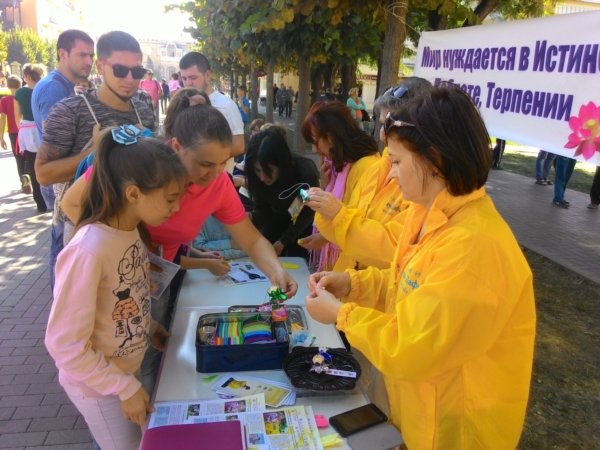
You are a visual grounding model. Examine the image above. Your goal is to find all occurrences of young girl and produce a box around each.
[45,129,187,450]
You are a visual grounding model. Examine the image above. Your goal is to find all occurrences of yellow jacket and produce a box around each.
[315,153,407,271]
[314,153,381,271]
[337,188,536,450]
[341,153,381,204]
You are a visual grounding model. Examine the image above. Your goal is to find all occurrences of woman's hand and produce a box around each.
[270,269,298,298]
[297,233,327,250]
[305,288,342,325]
[305,188,342,220]
[121,386,153,428]
[320,157,331,188]
[308,271,351,298]
[150,323,170,351]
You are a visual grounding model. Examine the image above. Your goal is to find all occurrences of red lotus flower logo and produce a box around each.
[564,101,600,160]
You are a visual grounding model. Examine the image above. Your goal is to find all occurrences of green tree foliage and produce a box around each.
[0,32,7,67]
[172,0,384,150]
[406,0,553,44]
[3,28,55,69]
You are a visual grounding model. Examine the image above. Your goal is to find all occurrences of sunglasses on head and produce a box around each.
[384,84,409,99]
[384,111,415,135]
[108,63,147,80]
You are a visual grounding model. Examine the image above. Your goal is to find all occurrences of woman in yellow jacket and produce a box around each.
[299,100,379,271]
[306,85,536,449]
[306,78,433,272]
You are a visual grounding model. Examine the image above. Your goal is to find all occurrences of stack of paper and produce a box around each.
[211,373,296,408]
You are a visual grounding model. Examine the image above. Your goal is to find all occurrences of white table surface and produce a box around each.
[176,257,311,309]
[153,257,369,448]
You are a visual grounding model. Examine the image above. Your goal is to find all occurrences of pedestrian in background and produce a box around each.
[552,155,577,208]
[160,78,170,114]
[346,86,367,131]
[0,75,23,188]
[491,138,506,169]
[534,150,556,185]
[588,166,599,210]
[14,64,47,212]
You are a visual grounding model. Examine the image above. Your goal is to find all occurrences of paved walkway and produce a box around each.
[0,144,598,448]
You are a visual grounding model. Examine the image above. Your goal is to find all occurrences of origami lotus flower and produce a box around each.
[564,101,600,160]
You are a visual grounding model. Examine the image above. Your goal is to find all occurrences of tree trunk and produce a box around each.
[310,64,324,104]
[473,0,500,23]
[377,0,408,97]
[323,63,334,92]
[250,62,259,120]
[340,62,357,101]
[229,69,235,98]
[293,56,311,153]
[375,48,383,100]
[266,61,274,122]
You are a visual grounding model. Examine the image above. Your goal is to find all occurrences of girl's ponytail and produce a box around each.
[163,88,211,139]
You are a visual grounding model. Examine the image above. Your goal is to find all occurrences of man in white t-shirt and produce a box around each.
[179,52,244,159]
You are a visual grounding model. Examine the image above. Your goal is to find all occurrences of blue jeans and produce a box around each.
[535,151,556,181]
[49,218,64,291]
[40,184,55,211]
[553,156,576,203]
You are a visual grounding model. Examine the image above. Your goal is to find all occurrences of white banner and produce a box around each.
[414,11,600,165]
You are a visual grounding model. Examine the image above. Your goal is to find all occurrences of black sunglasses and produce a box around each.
[384,111,415,135]
[108,63,146,80]
[384,84,409,99]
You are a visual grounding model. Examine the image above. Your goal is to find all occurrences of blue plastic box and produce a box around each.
[195,312,289,373]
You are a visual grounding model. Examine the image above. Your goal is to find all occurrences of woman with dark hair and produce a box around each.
[305,85,536,449]
[305,77,432,272]
[299,100,379,270]
[245,128,320,259]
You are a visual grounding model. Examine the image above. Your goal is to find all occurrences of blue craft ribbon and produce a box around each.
[111,124,145,145]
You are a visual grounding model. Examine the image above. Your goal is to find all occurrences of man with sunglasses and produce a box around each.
[35,31,154,283]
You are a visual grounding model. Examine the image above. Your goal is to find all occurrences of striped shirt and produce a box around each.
[40,90,154,163]
[39,90,155,217]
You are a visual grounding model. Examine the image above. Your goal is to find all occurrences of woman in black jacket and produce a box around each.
[246,128,320,260]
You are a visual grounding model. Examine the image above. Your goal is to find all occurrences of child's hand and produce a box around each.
[273,241,284,256]
[121,386,153,427]
[150,324,170,351]
[207,258,230,276]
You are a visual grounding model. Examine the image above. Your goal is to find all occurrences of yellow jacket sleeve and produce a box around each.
[316,204,406,266]
[344,266,391,311]
[338,258,533,382]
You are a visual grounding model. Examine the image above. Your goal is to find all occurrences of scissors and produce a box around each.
[239,267,265,280]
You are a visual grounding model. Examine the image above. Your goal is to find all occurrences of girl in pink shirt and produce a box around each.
[45,129,187,450]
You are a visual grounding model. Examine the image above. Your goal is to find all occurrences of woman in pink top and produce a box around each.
[60,90,299,392]
[45,130,187,450]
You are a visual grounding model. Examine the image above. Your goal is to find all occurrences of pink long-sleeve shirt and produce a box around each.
[45,223,152,401]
